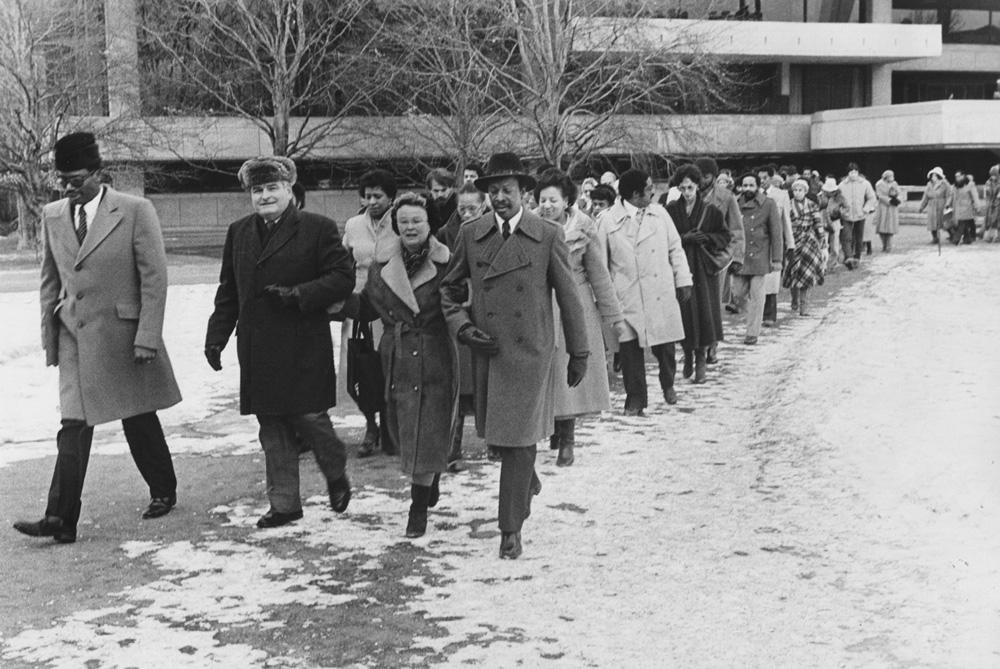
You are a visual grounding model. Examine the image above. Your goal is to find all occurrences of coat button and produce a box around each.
[514,310,522,317]
[487,312,495,318]
[411,350,418,356]
[388,310,394,317]
[76,292,83,299]
[78,321,85,328]
[412,385,419,391]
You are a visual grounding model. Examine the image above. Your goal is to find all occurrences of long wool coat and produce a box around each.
[666,196,731,349]
[205,205,355,415]
[737,193,784,277]
[356,237,456,475]
[874,178,901,235]
[40,188,182,425]
[546,208,623,419]
[919,180,951,232]
[602,201,693,349]
[440,210,588,447]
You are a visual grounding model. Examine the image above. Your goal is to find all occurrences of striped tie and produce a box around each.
[76,206,87,245]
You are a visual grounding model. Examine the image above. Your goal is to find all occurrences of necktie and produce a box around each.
[76,206,88,245]
[502,221,511,240]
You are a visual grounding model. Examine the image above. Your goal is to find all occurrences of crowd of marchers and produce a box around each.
[14,132,1000,561]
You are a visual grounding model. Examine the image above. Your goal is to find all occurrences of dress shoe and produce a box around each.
[256,508,303,528]
[665,387,678,405]
[623,406,645,417]
[487,447,502,462]
[328,475,352,513]
[499,531,522,559]
[356,427,379,458]
[447,458,465,473]
[693,354,707,384]
[706,347,718,365]
[142,495,176,519]
[405,483,432,538]
[556,443,574,467]
[744,336,758,345]
[13,516,76,544]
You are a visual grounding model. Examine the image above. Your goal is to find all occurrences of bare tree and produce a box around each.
[0,0,105,250]
[140,0,390,159]
[485,0,739,172]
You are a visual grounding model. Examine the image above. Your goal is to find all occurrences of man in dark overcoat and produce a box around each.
[440,152,589,559]
[205,157,355,528]
[14,132,182,544]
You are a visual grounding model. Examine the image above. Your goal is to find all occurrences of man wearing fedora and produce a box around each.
[205,157,356,528]
[14,132,182,544]
[440,152,589,559]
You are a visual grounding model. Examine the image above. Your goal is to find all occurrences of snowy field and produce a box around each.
[1,239,998,667]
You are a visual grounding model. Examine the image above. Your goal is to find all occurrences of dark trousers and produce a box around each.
[953,219,976,244]
[840,219,866,260]
[619,339,676,411]
[257,412,347,513]
[497,445,538,532]
[45,412,176,529]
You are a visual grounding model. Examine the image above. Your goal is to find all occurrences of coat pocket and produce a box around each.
[115,302,141,320]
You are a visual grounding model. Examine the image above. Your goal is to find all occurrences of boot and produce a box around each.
[548,432,560,451]
[405,484,432,538]
[428,473,440,508]
[931,230,939,244]
[798,288,809,317]
[706,343,718,365]
[356,420,379,458]
[693,348,707,384]
[789,287,799,313]
[555,418,574,467]
[682,349,694,379]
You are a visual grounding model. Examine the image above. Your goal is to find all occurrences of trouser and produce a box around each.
[719,271,733,306]
[879,232,893,251]
[954,219,976,244]
[619,339,676,411]
[730,274,766,337]
[497,445,539,532]
[763,293,777,323]
[840,219,865,260]
[45,412,176,529]
[257,412,347,513]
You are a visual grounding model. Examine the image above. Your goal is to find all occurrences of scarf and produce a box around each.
[401,240,430,277]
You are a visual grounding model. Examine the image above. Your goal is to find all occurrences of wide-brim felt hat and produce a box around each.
[474,153,536,192]
[821,177,839,193]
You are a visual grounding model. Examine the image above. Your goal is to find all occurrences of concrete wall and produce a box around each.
[892,43,1000,72]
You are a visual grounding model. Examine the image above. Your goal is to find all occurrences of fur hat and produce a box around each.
[54,132,101,172]
[474,153,536,192]
[821,177,839,193]
[926,166,945,181]
[237,156,297,189]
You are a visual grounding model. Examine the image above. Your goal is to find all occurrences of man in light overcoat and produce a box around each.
[205,157,356,529]
[440,152,589,560]
[14,133,182,544]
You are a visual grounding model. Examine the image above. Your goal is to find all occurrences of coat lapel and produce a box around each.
[257,206,298,265]
[482,211,542,280]
[48,199,79,266]
[636,207,658,245]
[602,201,629,236]
[375,236,451,316]
[77,189,123,264]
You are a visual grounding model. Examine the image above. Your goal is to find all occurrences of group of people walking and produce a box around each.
[14,132,998,561]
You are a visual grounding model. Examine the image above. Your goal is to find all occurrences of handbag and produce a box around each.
[346,319,385,415]
[694,205,732,276]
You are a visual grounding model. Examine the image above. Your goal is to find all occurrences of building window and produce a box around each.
[893,71,1000,103]
[800,65,863,113]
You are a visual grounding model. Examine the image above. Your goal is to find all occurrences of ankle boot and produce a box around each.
[548,432,560,451]
[789,287,799,312]
[428,473,440,508]
[682,349,694,379]
[798,288,809,316]
[405,484,432,538]
[693,348,707,384]
[555,418,575,467]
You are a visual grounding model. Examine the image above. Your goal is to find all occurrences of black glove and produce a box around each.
[682,230,708,245]
[676,285,692,303]
[567,353,589,388]
[204,345,223,371]
[264,284,300,308]
[457,324,500,356]
[728,261,743,275]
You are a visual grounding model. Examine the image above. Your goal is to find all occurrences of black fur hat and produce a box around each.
[237,156,297,189]
[53,132,101,172]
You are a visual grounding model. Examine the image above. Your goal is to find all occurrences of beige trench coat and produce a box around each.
[40,188,181,425]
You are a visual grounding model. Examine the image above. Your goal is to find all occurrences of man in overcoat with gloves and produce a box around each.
[14,132,182,544]
[205,157,356,529]
[440,152,589,560]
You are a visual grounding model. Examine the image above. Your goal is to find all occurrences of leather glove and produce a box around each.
[728,261,743,275]
[676,285,692,303]
[457,324,500,356]
[134,345,157,364]
[567,353,589,388]
[205,345,223,371]
[264,284,300,308]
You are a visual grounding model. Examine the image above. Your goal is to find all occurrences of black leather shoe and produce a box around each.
[256,508,303,528]
[665,387,678,405]
[328,475,351,513]
[499,531,522,559]
[14,516,76,543]
[142,495,176,519]
[706,348,718,365]
[356,428,379,458]
[623,406,645,417]
[682,353,693,379]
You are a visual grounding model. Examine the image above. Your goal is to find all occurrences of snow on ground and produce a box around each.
[2,241,998,667]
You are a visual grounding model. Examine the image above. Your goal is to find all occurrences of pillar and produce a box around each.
[871,64,892,107]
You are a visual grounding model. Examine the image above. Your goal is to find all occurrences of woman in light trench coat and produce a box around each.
[344,193,457,539]
[534,169,625,467]
[919,167,951,244]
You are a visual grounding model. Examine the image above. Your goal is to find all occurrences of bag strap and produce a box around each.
[694,203,709,231]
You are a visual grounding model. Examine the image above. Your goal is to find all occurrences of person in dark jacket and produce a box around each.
[204,157,356,529]
[426,167,458,235]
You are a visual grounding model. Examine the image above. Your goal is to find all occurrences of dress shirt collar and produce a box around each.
[76,185,104,229]
[494,207,523,234]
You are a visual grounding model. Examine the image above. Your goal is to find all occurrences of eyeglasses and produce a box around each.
[56,173,92,189]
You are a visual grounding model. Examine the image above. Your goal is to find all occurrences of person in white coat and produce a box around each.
[599,168,692,415]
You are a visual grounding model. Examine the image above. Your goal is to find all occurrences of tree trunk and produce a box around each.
[15,191,41,251]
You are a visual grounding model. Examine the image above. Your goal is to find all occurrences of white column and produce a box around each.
[871,64,893,107]
[871,0,892,24]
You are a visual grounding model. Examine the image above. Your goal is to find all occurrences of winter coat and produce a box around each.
[435,210,475,397]
[356,237,455,475]
[666,195,731,349]
[440,209,588,447]
[952,182,982,222]
[782,197,826,290]
[40,187,182,425]
[205,205,355,415]
[838,176,877,222]
[703,183,745,265]
[602,200,693,348]
[919,180,951,232]
[874,178,901,235]
[737,192,784,277]
[545,208,623,419]
[985,177,1000,231]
